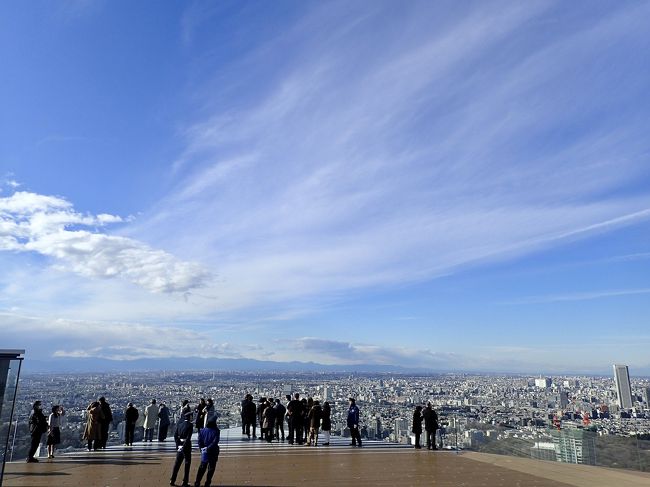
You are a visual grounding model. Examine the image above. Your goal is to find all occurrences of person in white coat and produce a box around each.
[143,399,158,442]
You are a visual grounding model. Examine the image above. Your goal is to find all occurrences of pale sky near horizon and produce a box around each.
[1,0,649,373]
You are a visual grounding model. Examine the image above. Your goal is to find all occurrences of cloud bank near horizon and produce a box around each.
[0,191,210,294]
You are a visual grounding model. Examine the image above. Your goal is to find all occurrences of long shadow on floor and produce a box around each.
[51,459,161,466]
[3,472,70,477]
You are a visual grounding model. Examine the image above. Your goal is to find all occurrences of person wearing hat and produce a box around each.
[170,403,193,487]
[194,418,221,487]
[124,402,139,446]
[347,398,362,447]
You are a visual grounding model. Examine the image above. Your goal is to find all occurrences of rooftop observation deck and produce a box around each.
[4,428,650,487]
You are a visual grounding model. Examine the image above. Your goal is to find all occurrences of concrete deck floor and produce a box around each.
[4,429,650,487]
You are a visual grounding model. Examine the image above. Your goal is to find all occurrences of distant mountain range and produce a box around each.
[20,356,650,377]
[22,356,432,374]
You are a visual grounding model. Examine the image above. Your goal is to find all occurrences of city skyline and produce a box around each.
[1,1,650,373]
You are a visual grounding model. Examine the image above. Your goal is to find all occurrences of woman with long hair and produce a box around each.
[46,405,65,458]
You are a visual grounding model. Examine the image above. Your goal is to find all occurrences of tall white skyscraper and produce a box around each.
[613,364,633,409]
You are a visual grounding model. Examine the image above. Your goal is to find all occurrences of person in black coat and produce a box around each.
[422,402,438,450]
[302,398,311,443]
[262,398,276,442]
[170,405,193,487]
[256,398,268,440]
[124,402,139,446]
[195,398,207,431]
[286,393,304,445]
[273,398,286,441]
[242,394,257,439]
[321,402,332,445]
[158,402,171,441]
[412,405,423,449]
[27,401,48,462]
[98,397,113,449]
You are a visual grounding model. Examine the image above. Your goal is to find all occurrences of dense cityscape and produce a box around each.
[7,366,650,471]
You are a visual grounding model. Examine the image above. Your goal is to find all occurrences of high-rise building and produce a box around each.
[534,377,552,388]
[642,387,650,407]
[613,364,633,409]
[394,418,409,438]
[323,385,333,401]
[559,391,569,408]
[551,428,597,465]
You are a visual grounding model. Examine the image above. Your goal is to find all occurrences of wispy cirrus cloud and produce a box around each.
[0,191,210,294]
[127,0,650,313]
[504,288,650,305]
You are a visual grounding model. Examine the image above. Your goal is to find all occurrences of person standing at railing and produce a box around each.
[46,405,65,459]
[273,398,286,441]
[124,402,139,446]
[321,401,332,446]
[143,399,158,442]
[84,401,104,451]
[194,398,207,431]
[204,398,216,428]
[27,400,48,462]
[422,402,438,450]
[262,398,276,442]
[242,394,257,439]
[287,393,304,445]
[412,405,423,449]
[98,397,113,449]
[308,400,322,446]
[347,398,362,447]
[158,402,171,442]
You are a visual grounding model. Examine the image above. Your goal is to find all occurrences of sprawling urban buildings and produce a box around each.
[5,366,649,472]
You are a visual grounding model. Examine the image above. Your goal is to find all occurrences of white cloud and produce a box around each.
[0,191,210,294]
[123,1,650,314]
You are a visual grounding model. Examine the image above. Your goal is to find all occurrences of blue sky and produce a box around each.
[1,0,649,373]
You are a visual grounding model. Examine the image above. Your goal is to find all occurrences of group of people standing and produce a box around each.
[412,402,439,450]
[240,393,337,446]
[83,396,114,451]
[169,400,221,487]
[26,401,65,462]
[123,399,172,446]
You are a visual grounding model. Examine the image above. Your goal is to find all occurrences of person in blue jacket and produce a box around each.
[194,418,220,487]
[347,397,362,447]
